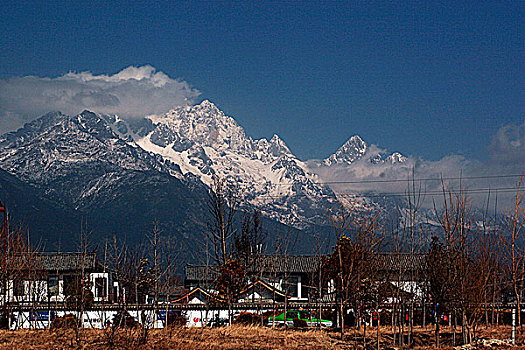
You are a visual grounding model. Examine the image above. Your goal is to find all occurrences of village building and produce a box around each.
[182,253,426,305]
[0,252,120,306]
[0,250,427,329]
[184,255,324,304]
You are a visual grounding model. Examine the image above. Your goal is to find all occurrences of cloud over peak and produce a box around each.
[0,65,200,134]
[63,65,171,87]
[488,122,525,167]
[310,122,524,210]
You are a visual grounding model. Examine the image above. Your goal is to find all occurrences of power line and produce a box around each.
[275,174,524,186]
[251,186,520,200]
[335,187,519,199]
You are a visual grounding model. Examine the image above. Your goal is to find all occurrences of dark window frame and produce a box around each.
[13,279,25,296]
[95,277,107,298]
[47,275,59,296]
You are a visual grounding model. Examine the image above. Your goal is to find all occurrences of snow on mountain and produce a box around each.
[104,100,337,228]
[0,100,408,230]
[0,100,459,257]
[0,110,186,206]
[305,134,409,221]
[384,152,408,164]
[322,135,406,166]
[323,135,368,166]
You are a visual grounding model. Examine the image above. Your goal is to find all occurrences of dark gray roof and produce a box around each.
[14,252,98,272]
[250,255,321,274]
[185,255,322,282]
[262,253,425,274]
[375,253,426,274]
[184,265,219,281]
[185,253,426,282]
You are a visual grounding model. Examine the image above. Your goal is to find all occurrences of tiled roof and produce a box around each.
[185,253,426,282]
[250,255,321,274]
[172,287,223,303]
[185,255,322,281]
[237,280,289,298]
[14,252,98,271]
[375,253,426,274]
[184,265,220,281]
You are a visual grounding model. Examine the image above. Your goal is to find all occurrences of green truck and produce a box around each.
[267,310,333,328]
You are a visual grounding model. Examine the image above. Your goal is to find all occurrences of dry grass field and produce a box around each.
[0,325,523,349]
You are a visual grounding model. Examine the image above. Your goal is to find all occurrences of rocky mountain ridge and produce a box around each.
[0,100,417,254]
[106,100,337,228]
[0,102,341,231]
[323,135,407,166]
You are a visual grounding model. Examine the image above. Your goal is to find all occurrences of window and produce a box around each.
[286,276,298,297]
[0,279,6,295]
[13,279,25,296]
[299,311,310,319]
[286,312,297,320]
[95,277,107,298]
[112,285,118,302]
[47,276,58,296]
[62,275,74,292]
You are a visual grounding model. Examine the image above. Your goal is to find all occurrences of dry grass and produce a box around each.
[0,326,345,350]
[0,325,523,349]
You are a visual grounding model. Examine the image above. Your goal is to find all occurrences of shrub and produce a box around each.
[166,311,187,327]
[51,314,78,329]
[293,318,307,327]
[112,310,138,328]
[234,312,265,325]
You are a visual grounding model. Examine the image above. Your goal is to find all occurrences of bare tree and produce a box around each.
[429,179,474,346]
[427,178,504,346]
[403,172,425,345]
[0,203,48,331]
[206,176,239,266]
[234,209,264,271]
[326,203,382,341]
[147,221,161,330]
[426,236,453,348]
[206,176,242,325]
[505,175,525,344]
[465,213,502,343]
[234,209,267,324]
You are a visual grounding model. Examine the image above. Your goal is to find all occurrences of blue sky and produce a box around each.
[0,1,522,161]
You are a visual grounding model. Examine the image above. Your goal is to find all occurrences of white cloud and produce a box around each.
[488,122,525,167]
[0,65,200,134]
[310,123,525,210]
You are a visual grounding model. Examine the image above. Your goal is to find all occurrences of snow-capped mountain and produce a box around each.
[0,99,458,256]
[0,101,337,231]
[0,110,187,206]
[322,135,407,166]
[323,135,368,166]
[0,98,501,256]
[382,152,407,164]
[0,110,219,254]
[108,100,337,227]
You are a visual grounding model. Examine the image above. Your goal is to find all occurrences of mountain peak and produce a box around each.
[251,134,293,161]
[385,152,407,164]
[42,111,65,118]
[344,135,366,149]
[79,109,96,116]
[196,99,219,111]
[270,134,281,142]
[31,110,67,125]
[323,135,368,166]
[270,134,287,147]
[347,134,364,142]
